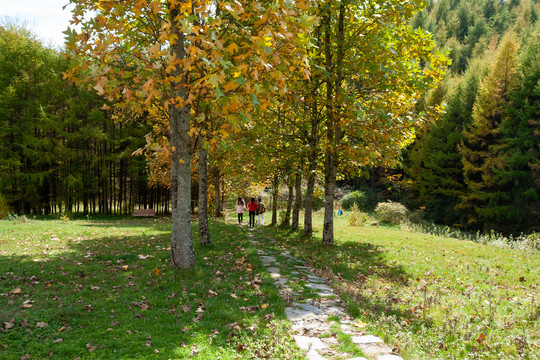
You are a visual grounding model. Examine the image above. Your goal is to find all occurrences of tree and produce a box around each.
[308,0,447,244]
[458,34,519,231]
[67,0,311,268]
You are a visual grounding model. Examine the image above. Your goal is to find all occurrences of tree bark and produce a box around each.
[292,173,302,230]
[214,167,222,218]
[271,174,279,225]
[169,5,195,269]
[283,177,293,227]
[198,143,211,245]
[304,170,314,237]
[322,2,345,245]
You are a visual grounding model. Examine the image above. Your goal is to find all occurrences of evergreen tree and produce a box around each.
[458,34,519,232]
[405,60,486,226]
[498,34,540,232]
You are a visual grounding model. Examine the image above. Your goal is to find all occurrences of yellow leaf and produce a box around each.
[261,304,268,309]
[226,43,239,55]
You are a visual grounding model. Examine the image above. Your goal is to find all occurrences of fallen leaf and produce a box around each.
[20,354,30,360]
[190,344,199,357]
[86,342,95,352]
[145,341,151,347]
[477,333,486,344]
[53,338,63,343]
[3,320,14,330]
[260,304,268,309]
[11,288,22,295]
[208,290,218,297]
[36,322,48,328]
[154,349,159,353]
[519,277,526,282]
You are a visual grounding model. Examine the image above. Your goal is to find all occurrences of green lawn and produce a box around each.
[1,214,538,359]
[262,212,540,360]
[0,217,304,360]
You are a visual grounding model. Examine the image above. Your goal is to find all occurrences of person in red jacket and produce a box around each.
[247,197,258,228]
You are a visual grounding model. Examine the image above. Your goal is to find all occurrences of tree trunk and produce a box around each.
[198,143,211,245]
[283,177,293,227]
[322,2,345,245]
[271,174,279,225]
[304,170,315,237]
[292,173,302,230]
[214,167,222,217]
[169,6,195,269]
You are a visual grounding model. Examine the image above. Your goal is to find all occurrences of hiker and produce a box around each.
[247,197,258,228]
[236,196,246,224]
[256,197,266,225]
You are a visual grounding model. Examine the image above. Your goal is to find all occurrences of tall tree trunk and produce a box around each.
[271,174,279,225]
[283,177,293,227]
[304,166,315,237]
[292,173,302,230]
[214,167,222,218]
[322,3,345,245]
[198,143,211,245]
[169,6,195,269]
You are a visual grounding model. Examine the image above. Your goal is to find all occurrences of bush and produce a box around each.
[340,188,380,212]
[347,203,369,227]
[340,191,368,211]
[375,201,409,225]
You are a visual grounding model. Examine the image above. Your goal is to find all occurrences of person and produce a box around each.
[236,196,246,224]
[247,197,258,228]
[256,197,266,225]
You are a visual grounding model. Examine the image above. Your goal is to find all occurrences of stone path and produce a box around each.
[248,229,403,360]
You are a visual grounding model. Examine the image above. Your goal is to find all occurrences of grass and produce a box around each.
[261,211,540,360]
[0,216,304,359]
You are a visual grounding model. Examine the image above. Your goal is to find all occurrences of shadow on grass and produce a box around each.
[260,226,424,327]
[0,219,297,359]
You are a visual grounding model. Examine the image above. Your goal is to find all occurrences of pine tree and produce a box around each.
[405,60,486,226]
[458,34,519,232]
[498,34,540,232]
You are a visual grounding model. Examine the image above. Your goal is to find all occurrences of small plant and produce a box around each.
[348,203,362,226]
[375,201,409,225]
[7,214,30,223]
[60,213,71,222]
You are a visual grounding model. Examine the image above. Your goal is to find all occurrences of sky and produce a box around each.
[0,0,74,49]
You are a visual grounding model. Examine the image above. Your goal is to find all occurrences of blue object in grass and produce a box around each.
[337,209,343,215]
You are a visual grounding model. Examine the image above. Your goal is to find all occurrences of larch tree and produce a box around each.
[66,0,311,269]
[458,34,519,231]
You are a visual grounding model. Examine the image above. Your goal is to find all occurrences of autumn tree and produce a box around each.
[307,0,448,244]
[67,0,311,268]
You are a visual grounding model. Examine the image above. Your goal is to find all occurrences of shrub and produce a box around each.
[340,188,380,212]
[347,203,369,227]
[375,201,409,225]
[340,191,368,211]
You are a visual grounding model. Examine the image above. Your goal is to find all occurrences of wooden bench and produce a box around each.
[133,209,156,217]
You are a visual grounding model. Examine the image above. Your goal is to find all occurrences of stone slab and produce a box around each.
[352,335,384,344]
[377,355,403,360]
[306,283,334,292]
[286,307,329,322]
[293,302,324,315]
[356,343,393,358]
[294,336,327,351]
[307,275,326,283]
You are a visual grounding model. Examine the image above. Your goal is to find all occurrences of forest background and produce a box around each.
[0,0,539,238]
